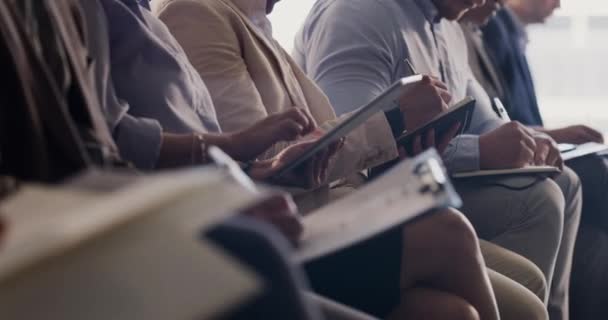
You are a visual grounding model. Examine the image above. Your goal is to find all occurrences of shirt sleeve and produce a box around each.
[293,1,402,117]
[103,79,164,170]
[441,76,506,172]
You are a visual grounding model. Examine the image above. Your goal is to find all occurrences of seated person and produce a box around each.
[478,0,608,231]
[460,1,608,319]
[86,0,533,319]
[292,0,584,319]
[155,0,548,319]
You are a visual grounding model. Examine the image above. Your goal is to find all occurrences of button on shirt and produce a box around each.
[96,0,220,169]
[294,0,506,172]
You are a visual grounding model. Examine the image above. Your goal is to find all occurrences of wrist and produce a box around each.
[204,133,237,158]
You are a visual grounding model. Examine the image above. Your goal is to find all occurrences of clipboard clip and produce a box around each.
[414,157,447,195]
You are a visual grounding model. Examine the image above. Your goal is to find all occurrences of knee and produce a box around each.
[405,208,479,258]
[555,166,582,204]
[442,299,480,320]
[519,257,549,303]
[525,179,566,237]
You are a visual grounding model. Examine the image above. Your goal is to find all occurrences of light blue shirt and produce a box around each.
[87,0,220,169]
[294,0,506,172]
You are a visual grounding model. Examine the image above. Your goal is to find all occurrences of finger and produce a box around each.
[547,143,563,167]
[413,135,423,155]
[428,76,449,91]
[556,157,565,171]
[582,127,604,143]
[520,145,536,166]
[437,88,452,105]
[437,122,461,153]
[546,148,562,168]
[522,134,537,151]
[289,108,311,130]
[534,144,549,165]
[279,119,305,141]
[300,109,318,134]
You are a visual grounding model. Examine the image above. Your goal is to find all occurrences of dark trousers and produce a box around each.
[567,153,608,229]
[206,216,321,320]
[567,154,608,320]
[304,225,403,318]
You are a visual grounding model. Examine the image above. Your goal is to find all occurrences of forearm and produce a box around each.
[157,133,231,169]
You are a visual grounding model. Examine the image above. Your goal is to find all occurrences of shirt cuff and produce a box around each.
[113,115,163,170]
[442,134,480,173]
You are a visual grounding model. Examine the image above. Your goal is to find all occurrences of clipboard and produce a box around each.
[273,75,424,178]
[295,149,461,262]
[397,97,476,149]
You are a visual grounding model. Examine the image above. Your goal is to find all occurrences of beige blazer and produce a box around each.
[155,0,398,181]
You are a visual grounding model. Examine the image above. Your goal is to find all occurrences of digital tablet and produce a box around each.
[273,75,424,178]
[397,97,476,149]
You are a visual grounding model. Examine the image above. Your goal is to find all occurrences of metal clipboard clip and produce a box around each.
[414,156,448,195]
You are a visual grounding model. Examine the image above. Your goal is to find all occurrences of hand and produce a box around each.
[221,108,317,161]
[479,121,537,169]
[401,123,461,158]
[241,194,303,245]
[399,75,451,131]
[532,134,563,169]
[546,125,604,145]
[248,137,344,189]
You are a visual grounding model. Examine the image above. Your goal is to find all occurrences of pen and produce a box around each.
[492,98,511,121]
[404,58,418,75]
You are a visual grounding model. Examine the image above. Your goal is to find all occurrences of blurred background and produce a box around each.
[269,0,608,134]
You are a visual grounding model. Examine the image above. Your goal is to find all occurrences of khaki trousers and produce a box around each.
[456,167,582,320]
[482,240,548,320]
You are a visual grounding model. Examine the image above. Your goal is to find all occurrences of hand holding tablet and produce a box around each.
[271,75,425,178]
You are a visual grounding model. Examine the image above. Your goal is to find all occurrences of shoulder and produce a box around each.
[155,0,244,42]
[155,0,238,27]
[299,0,402,48]
[306,0,401,28]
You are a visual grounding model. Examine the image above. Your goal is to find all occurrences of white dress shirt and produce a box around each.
[294,0,507,172]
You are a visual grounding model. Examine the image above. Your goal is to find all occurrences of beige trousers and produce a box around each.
[482,240,548,320]
[455,168,582,320]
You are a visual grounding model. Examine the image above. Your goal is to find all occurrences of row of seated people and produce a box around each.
[1,0,607,319]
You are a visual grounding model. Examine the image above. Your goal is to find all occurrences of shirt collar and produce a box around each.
[505,6,529,51]
[231,0,273,38]
[413,0,442,24]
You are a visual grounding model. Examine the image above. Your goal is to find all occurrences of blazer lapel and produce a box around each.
[219,0,308,108]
